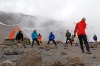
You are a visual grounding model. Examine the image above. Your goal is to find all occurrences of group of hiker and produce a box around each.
[15,17,98,54]
[31,30,57,48]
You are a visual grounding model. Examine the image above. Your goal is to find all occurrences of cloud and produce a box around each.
[0,0,100,41]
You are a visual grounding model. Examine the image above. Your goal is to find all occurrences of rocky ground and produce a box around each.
[0,42,100,66]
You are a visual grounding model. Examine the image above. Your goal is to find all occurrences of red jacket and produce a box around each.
[74,20,86,35]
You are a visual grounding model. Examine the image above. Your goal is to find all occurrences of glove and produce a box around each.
[74,34,76,38]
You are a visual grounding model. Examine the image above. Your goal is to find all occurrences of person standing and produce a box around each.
[48,32,57,48]
[93,34,97,42]
[65,30,72,46]
[38,33,43,44]
[74,18,91,54]
[31,30,40,47]
[15,30,26,48]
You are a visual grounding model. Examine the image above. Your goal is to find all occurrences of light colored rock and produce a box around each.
[65,57,85,66]
[1,60,14,66]
[90,43,97,48]
[61,52,67,55]
[16,50,42,66]
[93,62,100,66]
[39,44,45,49]
[52,61,62,66]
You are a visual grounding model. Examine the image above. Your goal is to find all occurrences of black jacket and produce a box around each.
[15,32,23,41]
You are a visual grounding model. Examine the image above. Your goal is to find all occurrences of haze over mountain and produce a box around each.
[0,11,68,43]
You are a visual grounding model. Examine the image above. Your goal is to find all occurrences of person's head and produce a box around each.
[19,30,22,33]
[38,33,41,36]
[82,17,86,21]
[33,30,36,32]
[94,34,96,36]
[67,30,69,32]
[50,32,53,34]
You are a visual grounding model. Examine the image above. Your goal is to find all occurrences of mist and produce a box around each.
[0,0,100,42]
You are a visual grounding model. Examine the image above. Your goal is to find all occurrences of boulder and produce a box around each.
[43,61,63,66]
[52,61,62,66]
[65,57,85,66]
[93,62,100,66]
[61,52,67,55]
[4,49,24,55]
[39,44,45,49]
[90,43,97,48]
[16,50,42,66]
[1,60,14,66]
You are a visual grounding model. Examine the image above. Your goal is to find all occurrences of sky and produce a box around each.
[0,0,100,41]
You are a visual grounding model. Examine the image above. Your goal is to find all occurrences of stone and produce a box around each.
[16,50,42,66]
[65,57,85,66]
[1,60,14,66]
[93,62,100,66]
[61,52,67,55]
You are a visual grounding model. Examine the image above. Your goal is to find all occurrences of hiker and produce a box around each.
[31,30,40,47]
[93,34,97,42]
[38,33,43,44]
[71,35,74,44]
[65,30,72,46]
[15,30,26,48]
[74,17,91,54]
[48,32,57,48]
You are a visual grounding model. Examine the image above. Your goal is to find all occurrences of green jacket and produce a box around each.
[66,32,71,38]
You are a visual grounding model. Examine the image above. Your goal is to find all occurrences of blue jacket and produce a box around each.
[31,32,38,39]
[49,33,55,40]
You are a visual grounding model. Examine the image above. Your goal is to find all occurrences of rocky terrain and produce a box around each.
[0,42,100,66]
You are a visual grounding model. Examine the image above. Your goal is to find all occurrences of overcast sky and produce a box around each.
[0,0,100,41]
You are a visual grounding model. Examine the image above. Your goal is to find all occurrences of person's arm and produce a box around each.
[69,32,71,37]
[74,23,78,37]
[36,33,38,38]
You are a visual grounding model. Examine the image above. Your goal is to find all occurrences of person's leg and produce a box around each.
[32,39,35,47]
[48,40,51,45]
[78,35,84,53]
[83,35,90,52]
[35,38,40,46]
[52,40,57,47]
[95,40,97,42]
[65,38,68,44]
[68,38,72,46]
[40,41,43,44]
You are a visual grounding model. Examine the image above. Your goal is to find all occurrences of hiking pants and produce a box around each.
[32,38,40,46]
[48,39,57,47]
[66,37,72,46]
[78,35,90,52]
